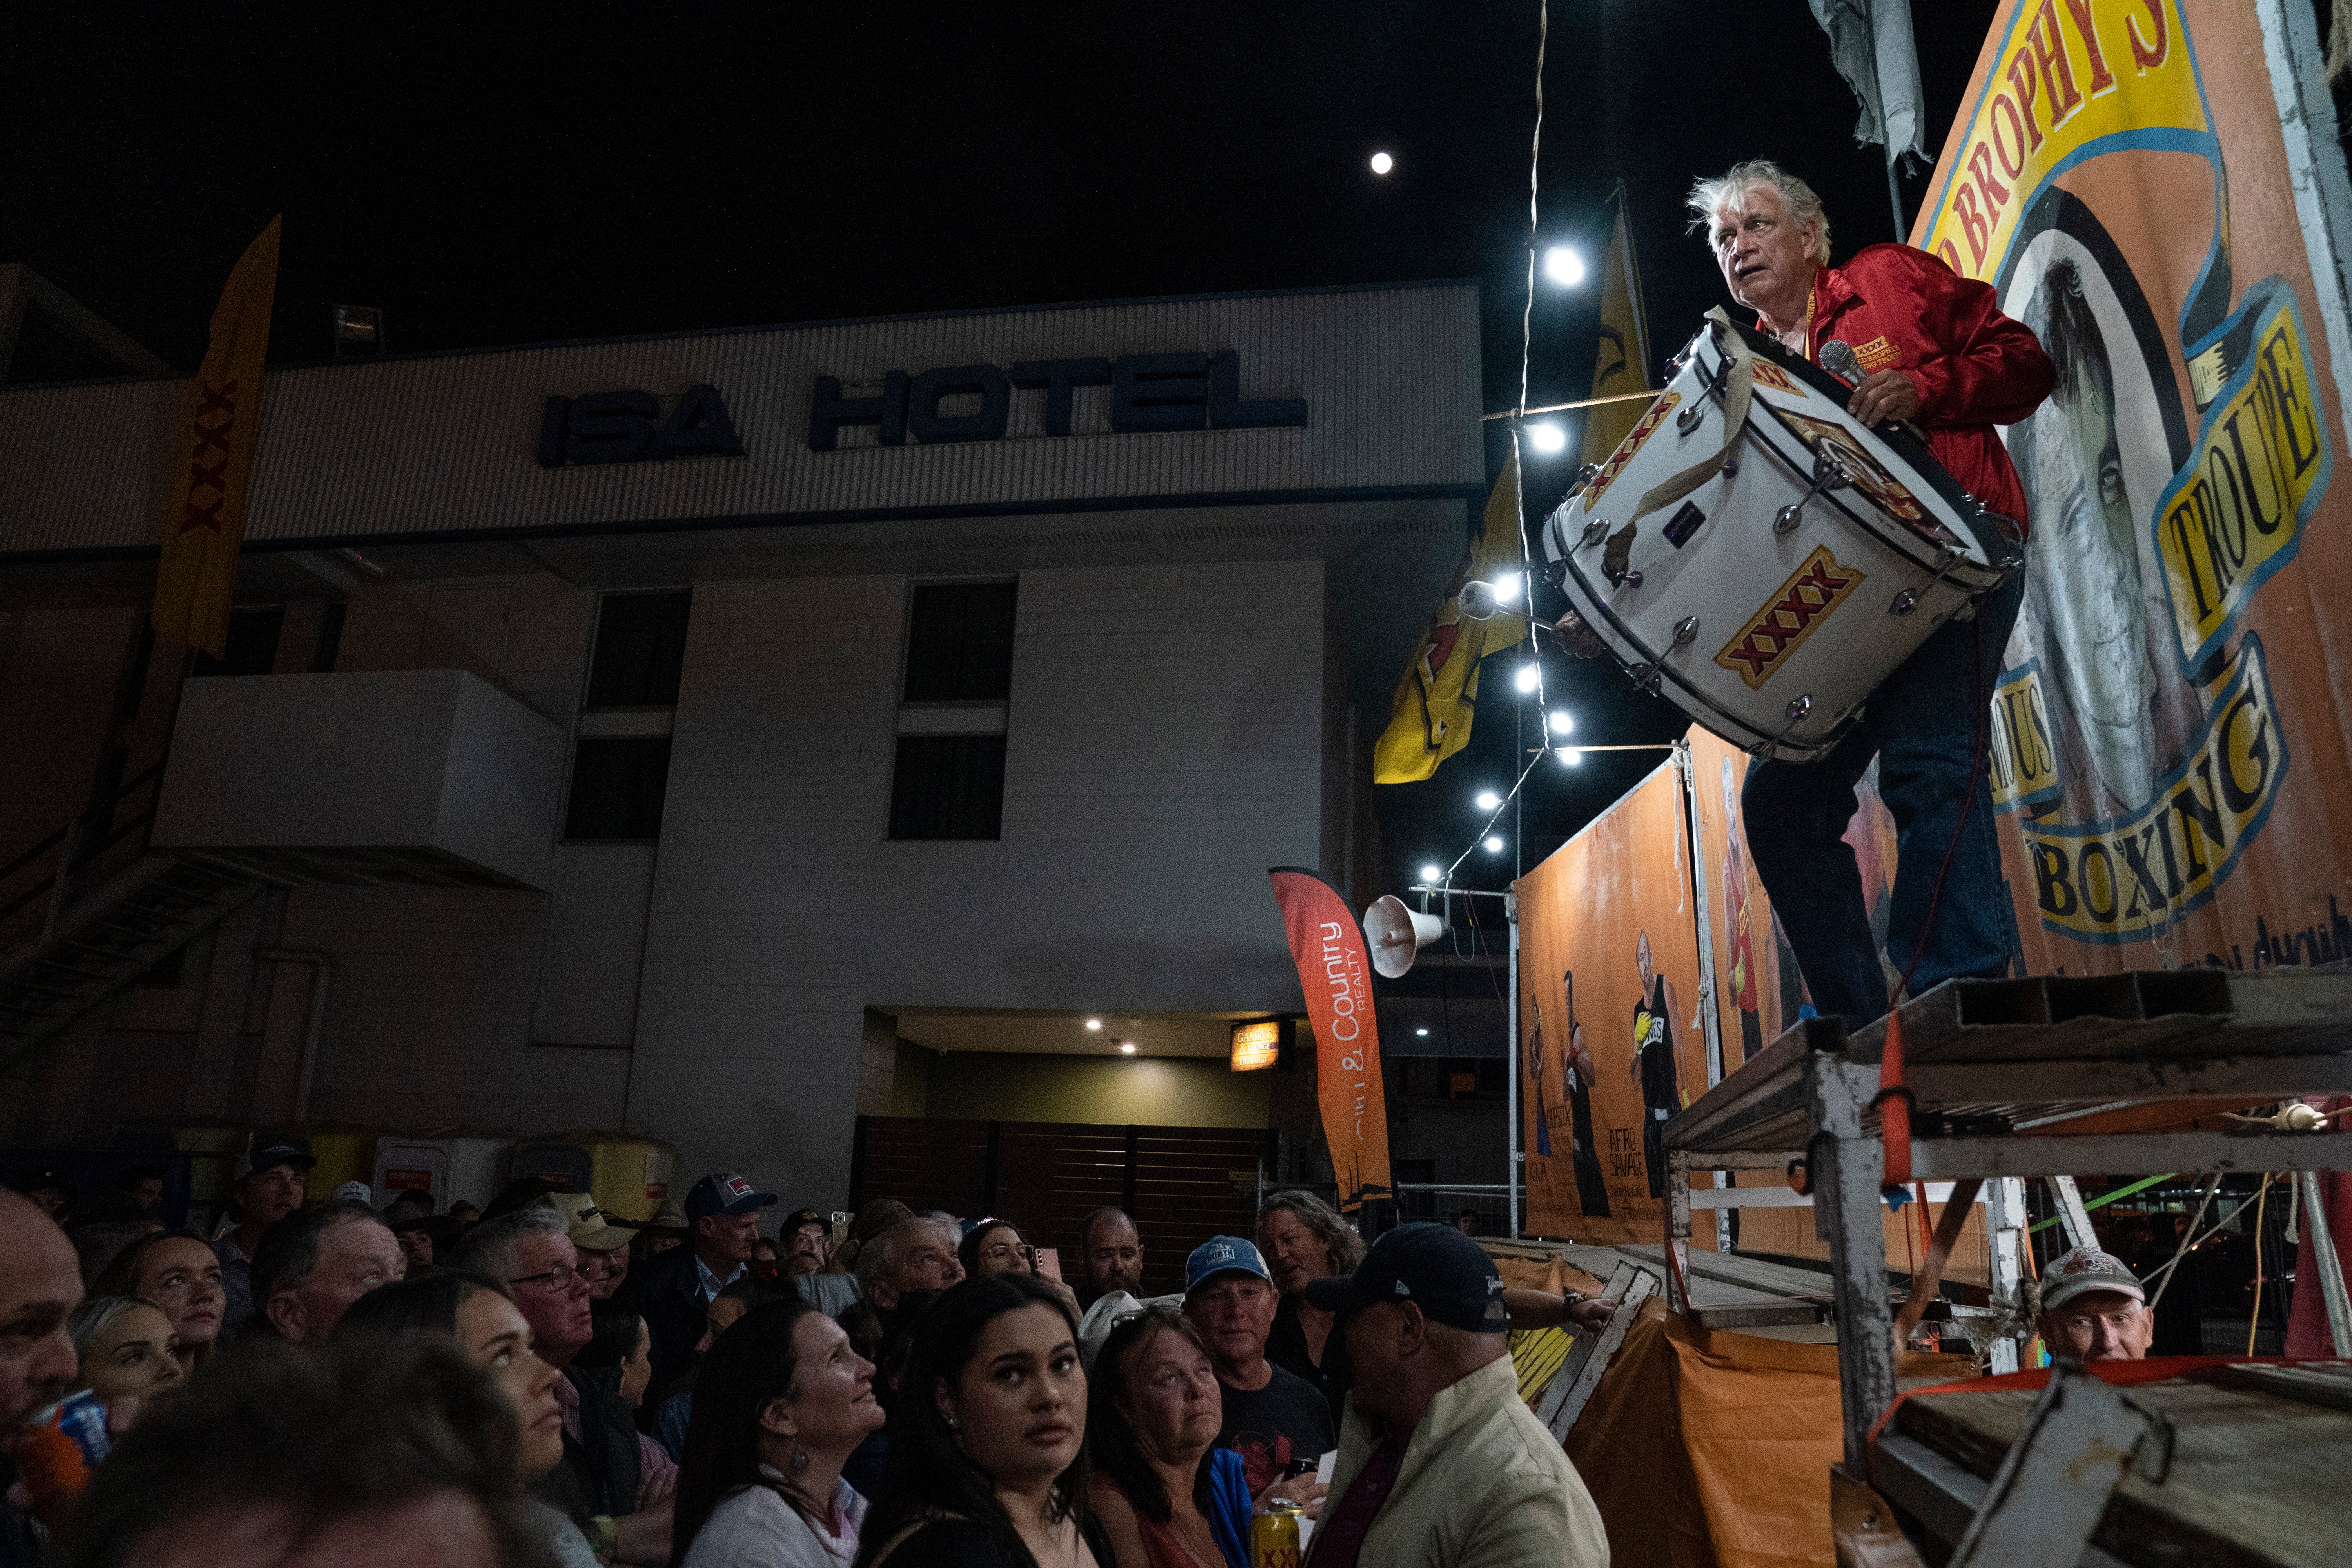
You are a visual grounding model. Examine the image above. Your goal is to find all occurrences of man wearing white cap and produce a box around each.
[551,1192,639,1302]
[2036,1245,2152,1362]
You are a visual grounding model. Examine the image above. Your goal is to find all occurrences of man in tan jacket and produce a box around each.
[1304,1223,1609,1568]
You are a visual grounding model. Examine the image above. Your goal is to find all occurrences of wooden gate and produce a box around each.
[850,1116,1276,1298]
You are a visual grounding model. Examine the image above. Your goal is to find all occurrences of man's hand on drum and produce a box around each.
[1552,609,1609,659]
[1847,368,1922,429]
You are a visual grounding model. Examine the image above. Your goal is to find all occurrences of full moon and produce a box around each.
[1369,151,1394,175]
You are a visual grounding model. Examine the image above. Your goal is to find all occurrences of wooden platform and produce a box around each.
[1878,1365,2352,1568]
[1667,969,2352,1158]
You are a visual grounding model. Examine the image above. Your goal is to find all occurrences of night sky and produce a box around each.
[3,1,2011,893]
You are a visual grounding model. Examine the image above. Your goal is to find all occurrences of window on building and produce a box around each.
[585,590,691,708]
[889,735,1007,840]
[189,607,285,677]
[890,580,1015,841]
[563,737,673,841]
[901,581,1016,701]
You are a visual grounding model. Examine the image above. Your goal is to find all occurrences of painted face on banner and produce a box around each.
[2001,223,2207,824]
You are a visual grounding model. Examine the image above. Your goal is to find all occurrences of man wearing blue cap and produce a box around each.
[1183,1235,1336,1498]
[1304,1223,1606,1568]
[634,1171,776,1394]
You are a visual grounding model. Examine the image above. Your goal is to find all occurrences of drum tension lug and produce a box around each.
[1580,516,1609,548]
[1889,590,1918,617]
[1675,403,1706,437]
[1627,662,1662,696]
[1672,616,1699,645]
[1784,695,1812,724]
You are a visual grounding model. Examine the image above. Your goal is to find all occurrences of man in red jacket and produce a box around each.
[1690,159,2054,1030]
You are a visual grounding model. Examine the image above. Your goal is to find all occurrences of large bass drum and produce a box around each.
[1539,318,2022,761]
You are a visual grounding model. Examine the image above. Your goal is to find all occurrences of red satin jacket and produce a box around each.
[1781,243,2054,534]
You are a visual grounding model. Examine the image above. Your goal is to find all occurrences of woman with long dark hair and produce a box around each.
[335,1268,593,1567]
[854,1273,1107,1568]
[670,1298,884,1567]
[1084,1308,1250,1568]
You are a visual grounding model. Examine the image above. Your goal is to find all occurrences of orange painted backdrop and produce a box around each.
[1517,761,1712,1246]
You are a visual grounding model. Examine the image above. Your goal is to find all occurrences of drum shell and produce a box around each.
[1542,324,2018,762]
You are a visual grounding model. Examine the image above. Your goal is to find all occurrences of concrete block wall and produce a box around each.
[279,885,630,1134]
[629,558,1331,1207]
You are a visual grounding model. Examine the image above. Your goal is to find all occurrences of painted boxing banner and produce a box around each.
[1266,867,1393,1213]
[1917,0,2352,972]
[1516,761,1711,1246]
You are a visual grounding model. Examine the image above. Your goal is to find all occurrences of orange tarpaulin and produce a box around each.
[1564,1300,1970,1568]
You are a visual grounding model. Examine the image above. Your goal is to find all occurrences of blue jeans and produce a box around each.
[1740,573,2024,1030]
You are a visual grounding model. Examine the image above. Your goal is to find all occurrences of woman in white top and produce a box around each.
[673,1298,886,1568]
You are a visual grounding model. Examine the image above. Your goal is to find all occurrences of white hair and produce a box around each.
[1687,159,1832,265]
[450,1203,568,1281]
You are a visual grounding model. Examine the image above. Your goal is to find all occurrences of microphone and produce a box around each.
[1819,338,1864,387]
[1820,338,1923,441]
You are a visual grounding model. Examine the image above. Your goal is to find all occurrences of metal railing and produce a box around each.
[0,762,165,936]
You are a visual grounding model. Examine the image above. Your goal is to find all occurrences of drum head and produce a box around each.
[1702,322,2022,577]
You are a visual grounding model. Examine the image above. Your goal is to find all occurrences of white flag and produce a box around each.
[1809,0,1925,166]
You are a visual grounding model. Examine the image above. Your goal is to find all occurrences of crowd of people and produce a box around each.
[1,1133,1630,1568]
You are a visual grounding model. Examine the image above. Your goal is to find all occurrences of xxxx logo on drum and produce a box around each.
[1713,545,1865,690]
[1585,391,1681,505]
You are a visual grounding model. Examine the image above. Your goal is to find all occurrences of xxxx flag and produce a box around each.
[1578,190,1654,469]
[1371,452,1527,784]
[153,216,282,658]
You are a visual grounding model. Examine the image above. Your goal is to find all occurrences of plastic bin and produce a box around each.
[293,1123,382,1204]
[372,1129,514,1214]
[511,1130,679,1223]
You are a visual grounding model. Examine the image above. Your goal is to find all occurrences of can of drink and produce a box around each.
[27,1390,111,1467]
[1251,1501,1303,1568]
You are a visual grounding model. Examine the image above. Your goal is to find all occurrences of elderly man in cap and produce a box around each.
[634,1172,774,1392]
[2036,1245,2153,1362]
[1306,1222,1607,1568]
[551,1192,639,1303]
[213,1130,316,1337]
[641,1198,689,1257]
[1184,1235,1336,1497]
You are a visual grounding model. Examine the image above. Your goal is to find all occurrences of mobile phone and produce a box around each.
[1033,1245,1062,1281]
[1285,1457,1318,1478]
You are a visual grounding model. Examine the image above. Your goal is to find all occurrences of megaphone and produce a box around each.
[1363,894,1444,979]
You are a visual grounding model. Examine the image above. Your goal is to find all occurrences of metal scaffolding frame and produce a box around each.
[1664,967,2352,1470]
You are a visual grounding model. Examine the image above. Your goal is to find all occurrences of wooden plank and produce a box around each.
[1893,1377,2352,1568]
[1910,1130,2352,1179]
[1542,1263,1659,1440]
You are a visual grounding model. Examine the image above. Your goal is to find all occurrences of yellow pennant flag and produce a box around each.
[153,216,282,658]
[1578,188,1653,469]
[1372,452,1528,784]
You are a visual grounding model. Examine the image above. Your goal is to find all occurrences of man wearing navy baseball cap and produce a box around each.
[1303,1223,1606,1567]
[1183,1235,1337,1498]
[635,1171,776,1392]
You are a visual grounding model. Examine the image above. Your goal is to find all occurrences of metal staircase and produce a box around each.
[0,764,261,1069]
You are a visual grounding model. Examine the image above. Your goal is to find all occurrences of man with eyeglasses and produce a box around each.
[455,1204,677,1565]
[634,1171,777,1396]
